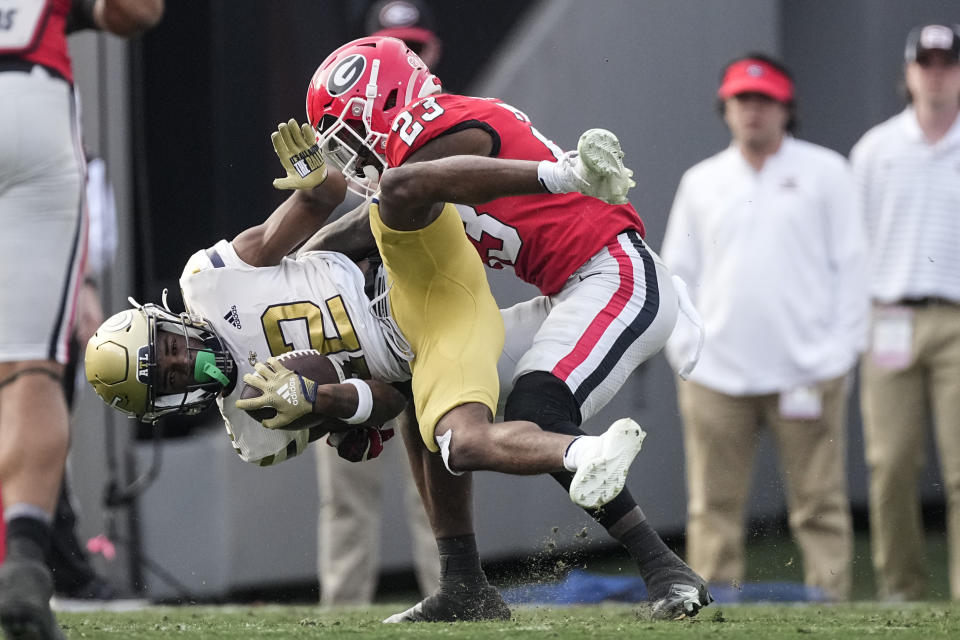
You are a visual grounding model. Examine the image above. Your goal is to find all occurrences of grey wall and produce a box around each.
[65,0,957,598]
[783,0,960,155]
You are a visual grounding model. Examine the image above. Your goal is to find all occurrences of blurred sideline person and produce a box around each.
[314,0,444,606]
[48,154,117,601]
[290,36,712,621]
[851,23,960,602]
[365,0,441,68]
[0,2,163,639]
[662,53,867,602]
[85,122,640,620]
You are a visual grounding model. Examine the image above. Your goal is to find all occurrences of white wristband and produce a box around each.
[537,152,582,194]
[537,159,566,194]
[343,378,373,425]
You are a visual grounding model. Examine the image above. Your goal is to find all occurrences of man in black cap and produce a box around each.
[851,23,960,602]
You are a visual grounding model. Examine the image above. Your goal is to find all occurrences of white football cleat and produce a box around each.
[569,418,646,509]
[575,128,636,205]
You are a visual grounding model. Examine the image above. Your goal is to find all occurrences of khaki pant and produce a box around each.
[678,376,853,601]
[862,303,960,601]
[316,439,440,606]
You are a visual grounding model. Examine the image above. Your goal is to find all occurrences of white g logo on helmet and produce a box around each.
[326,54,367,97]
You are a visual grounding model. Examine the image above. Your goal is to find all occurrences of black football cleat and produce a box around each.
[383,585,511,623]
[0,557,67,640]
[649,575,714,620]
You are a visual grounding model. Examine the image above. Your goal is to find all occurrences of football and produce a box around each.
[239,349,342,431]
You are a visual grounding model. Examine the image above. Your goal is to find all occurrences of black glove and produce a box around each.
[326,425,395,462]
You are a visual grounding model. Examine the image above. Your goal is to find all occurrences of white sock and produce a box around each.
[3,502,53,524]
[562,435,600,472]
[537,153,582,194]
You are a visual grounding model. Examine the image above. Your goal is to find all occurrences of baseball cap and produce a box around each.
[904,24,960,64]
[718,57,794,103]
[365,0,441,66]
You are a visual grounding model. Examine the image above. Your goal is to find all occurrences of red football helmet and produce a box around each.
[306,36,441,196]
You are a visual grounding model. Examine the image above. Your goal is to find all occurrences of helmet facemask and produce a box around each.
[316,102,388,199]
[144,300,234,420]
[86,292,235,423]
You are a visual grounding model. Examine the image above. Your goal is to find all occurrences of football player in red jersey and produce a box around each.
[0,2,164,639]
[283,36,711,621]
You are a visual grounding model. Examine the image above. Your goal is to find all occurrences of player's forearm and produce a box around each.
[97,0,164,36]
[298,202,376,260]
[233,172,348,266]
[314,380,406,429]
[379,156,546,208]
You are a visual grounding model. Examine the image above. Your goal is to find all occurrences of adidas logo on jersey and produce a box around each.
[223,305,242,330]
[278,377,299,406]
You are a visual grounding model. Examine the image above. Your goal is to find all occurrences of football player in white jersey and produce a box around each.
[85,150,410,467]
[84,118,647,621]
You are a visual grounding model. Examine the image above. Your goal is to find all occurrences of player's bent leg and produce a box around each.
[505,373,712,617]
[435,403,573,476]
[389,411,509,623]
[504,371,712,619]
[568,418,646,509]
[397,405,476,537]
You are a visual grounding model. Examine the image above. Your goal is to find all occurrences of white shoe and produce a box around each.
[575,128,636,205]
[569,418,646,509]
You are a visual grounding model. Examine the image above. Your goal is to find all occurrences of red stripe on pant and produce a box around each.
[552,237,635,381]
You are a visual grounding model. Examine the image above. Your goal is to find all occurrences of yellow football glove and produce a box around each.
[271,119,328,190]
[235,358,318,430]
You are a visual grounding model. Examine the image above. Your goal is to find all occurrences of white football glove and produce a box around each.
[271,119,328,190]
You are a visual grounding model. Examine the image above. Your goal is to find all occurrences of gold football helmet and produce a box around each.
[85,297,234,422]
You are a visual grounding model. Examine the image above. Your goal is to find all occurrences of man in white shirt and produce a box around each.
[662,53,868,602]
[850,23,960,602]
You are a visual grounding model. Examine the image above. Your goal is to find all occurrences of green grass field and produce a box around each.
[56,603,960,639]
[51,528,955,638]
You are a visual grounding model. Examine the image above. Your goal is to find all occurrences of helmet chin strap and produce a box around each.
[362,58,381,132]
[194,350,230,386]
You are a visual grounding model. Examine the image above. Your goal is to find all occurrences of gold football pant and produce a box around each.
[370,202,503,451]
